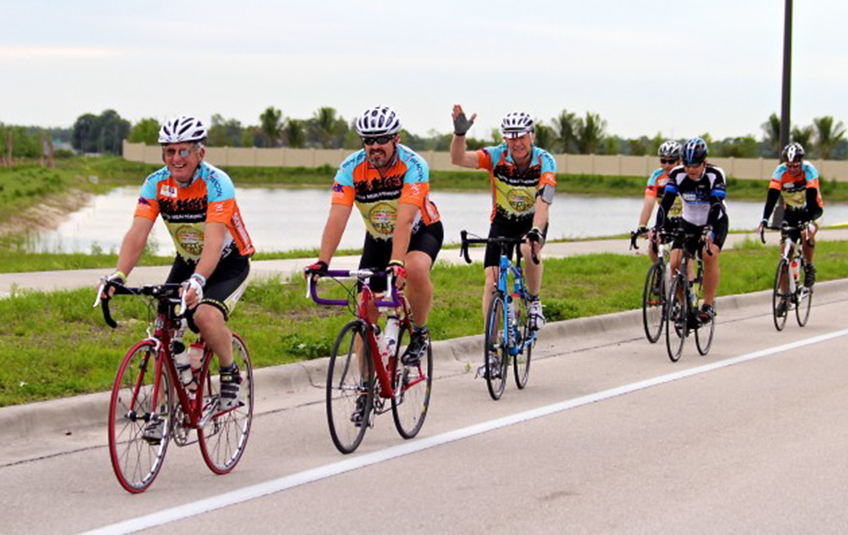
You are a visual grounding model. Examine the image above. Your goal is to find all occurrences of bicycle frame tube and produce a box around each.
[358,285,396,400]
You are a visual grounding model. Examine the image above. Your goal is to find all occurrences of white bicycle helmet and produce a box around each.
[658,140,682,160]
[355,106,402,137]
[158,115,208,144]
[500,112,534,138]
[782,142,805,163]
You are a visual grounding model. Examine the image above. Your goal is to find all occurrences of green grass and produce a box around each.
[2,240,848,407]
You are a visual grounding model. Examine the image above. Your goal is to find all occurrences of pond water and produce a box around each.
[32,187,848,255]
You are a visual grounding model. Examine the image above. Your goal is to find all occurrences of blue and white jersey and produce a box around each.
[664,164,727,226]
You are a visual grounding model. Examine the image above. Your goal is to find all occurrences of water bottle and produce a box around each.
[171,323,193,387]
[384,315,400,358]
[791,259,800,282]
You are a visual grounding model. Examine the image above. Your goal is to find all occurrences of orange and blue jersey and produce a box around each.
[769,161,823,210]
[646,167,682,217]
[476,144,557,223]
[331,144,440,241]
[134,161,254,262]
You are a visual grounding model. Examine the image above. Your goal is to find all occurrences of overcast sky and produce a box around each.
[2,0,846,140]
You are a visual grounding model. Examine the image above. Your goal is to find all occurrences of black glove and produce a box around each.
[525,227,545,247]
[304,260,328,276]
[453,112,475,136]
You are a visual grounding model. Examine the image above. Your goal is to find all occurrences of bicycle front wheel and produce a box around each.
[108,340,171,493]
[796,281,813,327]
[642,261,666,343]
[391,320,433,440]
[327,320,373,454]
[484,293,509,400]
[513,293,532,389]
[665,276,687,362]
[695,305,715,356]
[772,259,789,331]
[198,333,254,474]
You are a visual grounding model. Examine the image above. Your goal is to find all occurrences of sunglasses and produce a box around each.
[163,148,194,158]
[660,158,678,165]
[787,162,802,169]
[362,135,394,146]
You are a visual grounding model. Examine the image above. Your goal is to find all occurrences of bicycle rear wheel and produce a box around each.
[198,333,254,474]
[513,293,532,389]
[795,268,813,327]
[772,259,789,331]
[484,293,509,400]
[665,276,687,362]
[108,340,171,493]
[391,320,433,439]
[642,261,666,343]
[327,320,373,454]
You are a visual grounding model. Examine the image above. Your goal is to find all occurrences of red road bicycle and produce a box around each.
[97,282,254,493]
[308,269,432,454]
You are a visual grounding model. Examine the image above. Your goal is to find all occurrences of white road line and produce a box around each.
[81,328,848,535]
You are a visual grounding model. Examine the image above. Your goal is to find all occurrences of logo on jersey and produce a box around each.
[160,185,178,198]
[175,225,205,257]
[368,202,397,236]
[507,189,534,213]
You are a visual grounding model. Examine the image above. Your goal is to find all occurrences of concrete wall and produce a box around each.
[123,141,848,181]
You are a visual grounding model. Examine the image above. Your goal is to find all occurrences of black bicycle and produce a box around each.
[630,227,677,344]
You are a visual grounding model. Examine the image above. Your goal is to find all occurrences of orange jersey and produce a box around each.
[134,162,254,261]
[769,161,823,209]
[477,144,556,223]
[331,144,440,240]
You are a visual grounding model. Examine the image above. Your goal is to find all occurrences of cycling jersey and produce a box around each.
[476,144,557,224]
[645,168,682,217]
[659,164,727,227]
[134,162,254,262]
[769,161,823,210]
[332,144,440,241]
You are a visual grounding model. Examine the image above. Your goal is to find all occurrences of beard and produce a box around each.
[366,147,391,168]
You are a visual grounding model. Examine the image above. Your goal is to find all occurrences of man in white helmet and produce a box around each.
[305,106,443,394]
[632,140,683,264]
[98,115,254,442]
[450,105,556,334]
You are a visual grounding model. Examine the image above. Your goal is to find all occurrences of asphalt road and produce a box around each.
[2,283,847,535]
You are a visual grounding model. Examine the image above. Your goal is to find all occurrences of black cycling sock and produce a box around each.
[527,293,539,302]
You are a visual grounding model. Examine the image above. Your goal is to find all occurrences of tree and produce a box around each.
[309,107,347,148]
[283,119,306,148]
[812,116,846,159]
[551,110,577,153]
[128,118,161,145]
[791,125,814,153]
[575,112,607,154]
[761,113,781,157]
[207,114,244,147]
[71,109,131,154]
[717,136,759,158]
[533,122,556,151]
[259,106,283,147]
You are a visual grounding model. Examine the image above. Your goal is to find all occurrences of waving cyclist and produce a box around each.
[654,137,728,323]
[633,140,682,262]
[450,105,556,330]
[305,106,443,367]
[99,115,254,441]
[756,142,823,287]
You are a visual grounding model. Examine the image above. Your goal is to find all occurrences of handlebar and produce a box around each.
[459,230,540,265]
[95,282,184,329]
[306,269,402,308]
[760,220,815,248]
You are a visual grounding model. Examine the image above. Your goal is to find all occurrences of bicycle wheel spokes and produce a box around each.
[327,321,373,454]
[513,294,532,389]
[665,277,687,362]
[198,334,254,474]
[108,341,171,493]
[642,261,665,344]
[391,322,433,439]
[484,294,508,400]
[796,284,813,327]
[772,259,789,331]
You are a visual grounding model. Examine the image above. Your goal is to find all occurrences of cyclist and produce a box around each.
[632,140,683,264]
[305,105,443,377]
[756,142,823,289]
[654,137,728,324]
[449,105,556,332]
[98,115,254,441]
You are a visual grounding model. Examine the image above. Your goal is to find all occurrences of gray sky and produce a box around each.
[1,0,846,140]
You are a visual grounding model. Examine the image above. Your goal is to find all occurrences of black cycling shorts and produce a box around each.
[358,221,444,293]
[166,254,250,320]
[484,218,548,268]
[672,216,729,255]
[783,207,819,243]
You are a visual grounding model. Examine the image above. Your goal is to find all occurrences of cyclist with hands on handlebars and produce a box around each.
[632,140,683,262]
[654,137,728,324]
[304,105,443,367]
[450,105,556,330]
[96,115,254,440]
[756,142,823,288]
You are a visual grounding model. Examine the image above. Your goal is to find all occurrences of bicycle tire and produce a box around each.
[391,319,433,439]
[108,340,171,493]
[695,304,715,356]
[665,276,687,363]
[484,293,509,400]
[513,293,532,389]
[198,333,254,474]
[642,261,666,343]
[795,260,813,327]
[326,320,373,454]
[772,259,789,331]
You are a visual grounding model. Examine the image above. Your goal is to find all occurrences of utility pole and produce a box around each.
[780,0,793,149]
